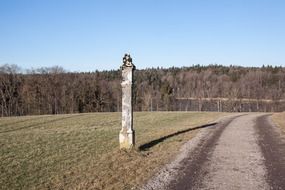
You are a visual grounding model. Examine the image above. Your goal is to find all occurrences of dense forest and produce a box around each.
[0,64,284,116]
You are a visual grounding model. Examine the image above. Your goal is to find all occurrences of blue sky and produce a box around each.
[0,0,284,71]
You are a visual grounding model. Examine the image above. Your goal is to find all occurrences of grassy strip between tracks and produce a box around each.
[0,112,228,190]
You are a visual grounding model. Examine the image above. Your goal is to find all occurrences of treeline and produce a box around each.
[0,64,284,116]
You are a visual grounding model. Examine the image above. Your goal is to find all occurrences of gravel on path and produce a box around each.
[197,114,269,190]
[142,114,284,190]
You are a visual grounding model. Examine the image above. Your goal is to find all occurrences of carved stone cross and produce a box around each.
[120,54,136,149]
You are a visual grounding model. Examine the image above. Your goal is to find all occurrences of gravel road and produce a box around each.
[142,114,285,190]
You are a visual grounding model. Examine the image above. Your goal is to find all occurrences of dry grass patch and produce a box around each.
[271,112,285,134]
[0,112,228,190]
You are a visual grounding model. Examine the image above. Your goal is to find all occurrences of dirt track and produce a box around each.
[142,114,285,190]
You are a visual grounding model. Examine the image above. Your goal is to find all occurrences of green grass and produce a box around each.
[0,112,228,190]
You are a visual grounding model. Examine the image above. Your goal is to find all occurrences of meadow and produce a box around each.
[1,111,283,189]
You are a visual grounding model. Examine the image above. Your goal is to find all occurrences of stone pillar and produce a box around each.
[120,54,135,149]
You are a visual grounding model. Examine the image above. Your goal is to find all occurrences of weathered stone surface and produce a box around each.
[120,54,135,149]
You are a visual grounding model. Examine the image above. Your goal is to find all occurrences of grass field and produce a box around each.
[0,112,230,190]
[272,112,285,134]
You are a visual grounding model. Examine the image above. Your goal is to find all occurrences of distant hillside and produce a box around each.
[0,64,284,116]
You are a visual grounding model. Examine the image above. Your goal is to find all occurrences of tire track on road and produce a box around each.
[256,115,285,190]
